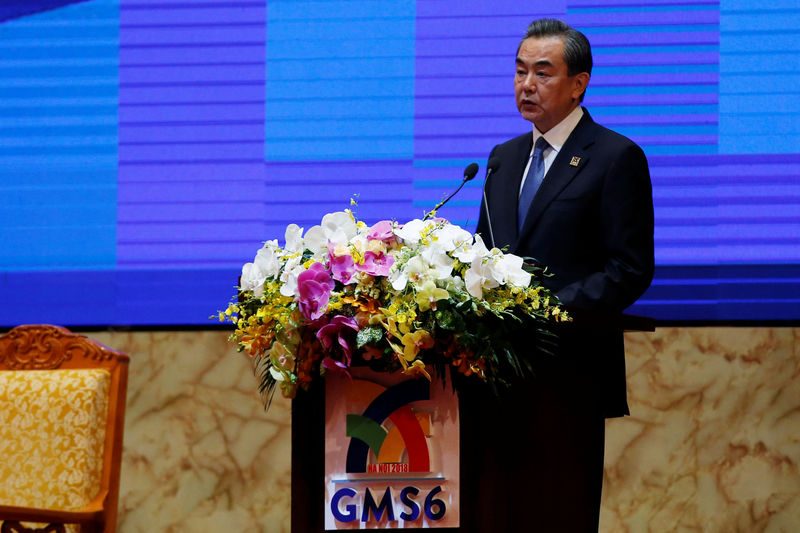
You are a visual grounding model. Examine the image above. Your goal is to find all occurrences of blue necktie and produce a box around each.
[518,136,550,232]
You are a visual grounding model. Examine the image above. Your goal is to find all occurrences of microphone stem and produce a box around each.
[423,178,467,221]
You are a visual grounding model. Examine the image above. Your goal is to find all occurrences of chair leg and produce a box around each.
[0,521,66,533]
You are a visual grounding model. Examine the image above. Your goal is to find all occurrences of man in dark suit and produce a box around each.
[459,19,654,532]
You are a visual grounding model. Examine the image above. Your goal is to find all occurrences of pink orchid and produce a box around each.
[366,220,397,245]
[357,251,395,277]
[317,315,359,375]
[329,251,356,284]
[296,262,334,321]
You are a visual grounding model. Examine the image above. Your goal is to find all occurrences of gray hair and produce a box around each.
[520,18,592,101]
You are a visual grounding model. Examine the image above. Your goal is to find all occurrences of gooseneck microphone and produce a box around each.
[423,162,480,220]
[482,156,501,248]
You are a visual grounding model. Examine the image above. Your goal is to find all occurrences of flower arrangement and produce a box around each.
[217,204,570,403]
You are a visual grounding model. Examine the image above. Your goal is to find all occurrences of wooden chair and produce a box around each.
[0,325,129,533]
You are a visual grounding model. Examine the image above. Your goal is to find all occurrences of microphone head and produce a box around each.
[463,162,479,181]
[487,156,501,172]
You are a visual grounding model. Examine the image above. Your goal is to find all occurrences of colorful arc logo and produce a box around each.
[345,378,431,473]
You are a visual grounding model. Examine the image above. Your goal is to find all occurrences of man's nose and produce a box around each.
[522,73,536,92]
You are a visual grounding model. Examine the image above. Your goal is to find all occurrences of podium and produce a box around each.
[290,311,654,531]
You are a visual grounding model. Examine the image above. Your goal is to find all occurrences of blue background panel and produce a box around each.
[0,0,798,325]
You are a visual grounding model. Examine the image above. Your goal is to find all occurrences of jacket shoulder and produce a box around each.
[580,118,644,155]
[491,131,531,155]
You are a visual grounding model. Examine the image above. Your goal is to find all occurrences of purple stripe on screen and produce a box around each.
[120,65,263,84]
[119,86,264,103]
[120,5,263,25]
[264,160,412,167]
[651,174,800,186]
[416,38,519,56]
[121,22,264,29]
[631,134,718,145]
[416,17,546,39]
[121,61,263,69]
[596,114,718,126]
[582,73,718,85]
[570,0,716,6]
[657,196,800,207]
[569,12,719,27]
[414,119,524,137]
[118,210,265,223]
[589,93,717,105]
[120,46,263,63]
[120,112,263,123]
[413,96,516,115]
[116,163,264,180]
[119,125,263,143]
[256,184,411,201]
[119,158,263,165]
[121,2,264,10]
[121,28,264,47]
[119,41,263,49]
[121,100,264,107]
[594,52,718,67]
[119,144,263,161]
[117,223,267,242]
[415,3,561,17]
[588,32,719,46]
[649,154,800,166]
[119,80,263,88]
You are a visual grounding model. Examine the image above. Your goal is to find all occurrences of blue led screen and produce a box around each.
[1,0,798,326]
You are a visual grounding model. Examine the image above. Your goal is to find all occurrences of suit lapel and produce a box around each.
[517,112,597,244]
[493,134,532,250]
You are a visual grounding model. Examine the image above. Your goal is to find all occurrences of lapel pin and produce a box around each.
[570,156,581,167]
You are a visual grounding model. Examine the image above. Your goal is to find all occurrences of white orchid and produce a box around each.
[432,223,473,252]
[302,211,358,257]
[278,255,305,297]
[464,256,501,299]
[254,245,281,279]
[420,244,454,280]
[390,255,430,291]
[464,251,531,299]
[283,224,304,254]
[240,262,268,297]
[452,233,490,264]
[494,254,531,287]
[393,219,429,245]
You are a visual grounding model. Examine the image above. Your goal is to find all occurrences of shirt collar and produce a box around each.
[532,106,584,154]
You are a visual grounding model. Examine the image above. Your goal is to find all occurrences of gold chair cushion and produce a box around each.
[0,369,110,512]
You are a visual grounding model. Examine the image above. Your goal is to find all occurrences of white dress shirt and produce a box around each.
[518,106,585,197]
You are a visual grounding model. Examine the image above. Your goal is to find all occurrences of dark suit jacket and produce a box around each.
[476,108,654,417]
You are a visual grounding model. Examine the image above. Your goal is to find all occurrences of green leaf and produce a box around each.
[356,326,384,348]
[434,308,465,331]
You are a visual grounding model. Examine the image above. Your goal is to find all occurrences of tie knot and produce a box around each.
[534,136,549,153]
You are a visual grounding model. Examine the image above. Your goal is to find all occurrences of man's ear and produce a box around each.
[572,72,590,100]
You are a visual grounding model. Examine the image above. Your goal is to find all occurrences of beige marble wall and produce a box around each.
[88,327,800,532]
[89,331,292,533]
[603,327,800,533]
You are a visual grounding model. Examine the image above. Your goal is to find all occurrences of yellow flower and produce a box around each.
[400,329,434,362]
[415,280,449,311]
[403,359,432,381]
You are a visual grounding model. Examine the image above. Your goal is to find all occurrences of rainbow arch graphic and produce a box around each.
[345,378,431,473]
